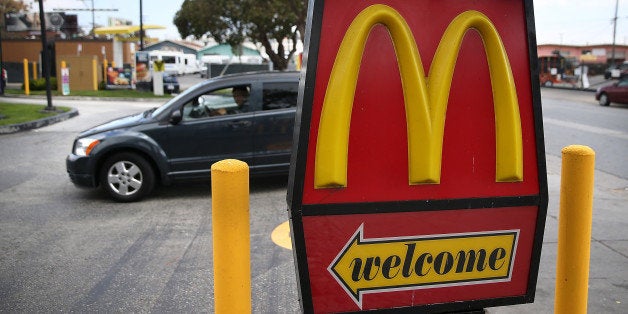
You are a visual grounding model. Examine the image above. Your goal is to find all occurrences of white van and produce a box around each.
[182,54,201,74]
[149,51,200,75]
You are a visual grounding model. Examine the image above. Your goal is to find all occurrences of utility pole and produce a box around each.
[0,30,4,96]
[611,0,619,66]
[139,0,144,50]
[37,0,54,111]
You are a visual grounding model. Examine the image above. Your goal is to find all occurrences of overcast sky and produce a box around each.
[25,0,628,46]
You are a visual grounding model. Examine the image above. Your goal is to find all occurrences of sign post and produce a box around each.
[288,0,547,313]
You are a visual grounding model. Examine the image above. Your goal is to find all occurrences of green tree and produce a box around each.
[1,0,29,37]
[0,0,28,16]
[173,0,307,70]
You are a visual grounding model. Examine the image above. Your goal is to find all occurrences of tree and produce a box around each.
[0,0,29,37]
[0,0,28,16]
[174,0,307,70]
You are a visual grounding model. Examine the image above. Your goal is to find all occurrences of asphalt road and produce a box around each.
[0,85,626,313]
[0,92,299,312]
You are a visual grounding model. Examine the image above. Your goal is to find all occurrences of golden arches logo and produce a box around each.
[314,4,523,189]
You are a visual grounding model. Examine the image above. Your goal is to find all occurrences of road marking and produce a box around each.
[271,221,292,250]
[544,118,628,140]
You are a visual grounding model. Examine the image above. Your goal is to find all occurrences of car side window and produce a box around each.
[262,82,298,110]
[181,85,251,120]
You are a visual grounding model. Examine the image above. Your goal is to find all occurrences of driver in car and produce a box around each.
[210,86,250,116]
[228,85,250,114]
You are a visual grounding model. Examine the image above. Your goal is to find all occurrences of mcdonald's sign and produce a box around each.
[288,1,548,313]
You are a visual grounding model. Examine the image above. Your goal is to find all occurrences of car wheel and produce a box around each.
[100,152,155,202]
[598,93,611,106]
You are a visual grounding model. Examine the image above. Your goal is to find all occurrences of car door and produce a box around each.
[615,80,628,103]
[163,83,257,180]
[251,80,299,174]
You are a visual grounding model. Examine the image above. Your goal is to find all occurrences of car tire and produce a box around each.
[598,93,611,106]
[100,152,155,202]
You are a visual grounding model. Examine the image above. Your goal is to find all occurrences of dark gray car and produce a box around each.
[66,71,299,202]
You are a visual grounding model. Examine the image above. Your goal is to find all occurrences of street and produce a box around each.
[0,86,627,313]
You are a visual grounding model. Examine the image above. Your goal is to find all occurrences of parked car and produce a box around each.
[596,78,628,106]
[604,62,628,80]
[150,73,180,94]
[67,71,299,201]
[162,73,180,93]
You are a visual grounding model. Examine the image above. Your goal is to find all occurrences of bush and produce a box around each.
[21,77,58,91]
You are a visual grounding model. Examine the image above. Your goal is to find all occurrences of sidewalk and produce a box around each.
[490,153,628,313]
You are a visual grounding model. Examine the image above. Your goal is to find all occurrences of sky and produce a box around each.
[23,0,628,46]
[23,0,186,41]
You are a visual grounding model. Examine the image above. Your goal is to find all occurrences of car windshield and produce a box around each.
[151,80,207,117]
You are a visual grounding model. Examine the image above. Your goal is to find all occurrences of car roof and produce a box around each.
[202,71,300,86]
[150,70,301,120]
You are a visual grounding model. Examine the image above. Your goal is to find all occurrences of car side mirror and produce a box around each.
[169,110,182,125]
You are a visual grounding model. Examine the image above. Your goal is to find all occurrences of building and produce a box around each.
[537,44,627,65]
[1,38,135,84]
[143,39,204,56]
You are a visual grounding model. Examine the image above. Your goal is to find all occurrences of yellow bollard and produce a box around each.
[92,59,98,91]
[23,59,30,95]
[103,59,108,82]
[211,159,251,314]
[32,61,37,80]
[554,145,595,314]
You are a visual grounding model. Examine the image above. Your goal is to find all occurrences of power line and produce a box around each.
[52,9,119,11]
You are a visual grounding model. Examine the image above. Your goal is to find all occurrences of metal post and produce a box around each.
[211,159,251,313]
[23,59,30,95]
[92,59,98,91]
[0,29,4,95]
[554,145,595,314]
[610,0,619,66]
[38,0,54,111]
[103,59,108,83]
[139,0,144,50]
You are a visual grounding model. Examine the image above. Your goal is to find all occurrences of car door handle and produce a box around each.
[230,120,252,129]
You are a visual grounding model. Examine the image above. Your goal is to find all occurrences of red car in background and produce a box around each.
[596,78,628,106]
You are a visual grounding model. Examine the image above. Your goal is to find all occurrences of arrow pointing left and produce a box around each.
[328,224,518,309]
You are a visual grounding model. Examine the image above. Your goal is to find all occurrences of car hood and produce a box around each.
[79,111,149,137]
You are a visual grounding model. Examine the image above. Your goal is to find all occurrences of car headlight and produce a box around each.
[74,138,100,156]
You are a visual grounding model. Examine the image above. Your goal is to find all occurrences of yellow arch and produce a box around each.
[314,4,523,188]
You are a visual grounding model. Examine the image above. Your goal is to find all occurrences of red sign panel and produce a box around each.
[288,0,547,312]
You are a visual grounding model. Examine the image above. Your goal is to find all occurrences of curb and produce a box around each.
[541,85,597,92]
[0,107,79,134]
[3,93,167,103]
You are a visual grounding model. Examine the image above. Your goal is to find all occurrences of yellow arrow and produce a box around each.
[328,225,518,308]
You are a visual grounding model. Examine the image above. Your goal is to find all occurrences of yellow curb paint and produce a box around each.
[271,221,292,250]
